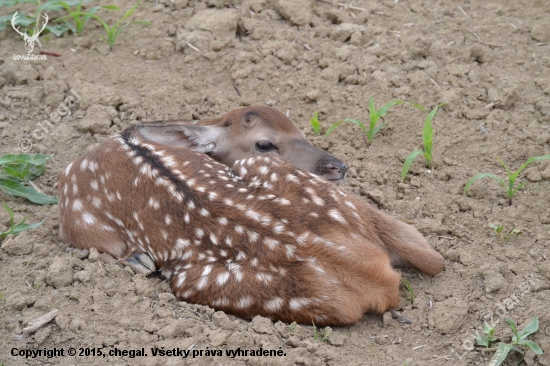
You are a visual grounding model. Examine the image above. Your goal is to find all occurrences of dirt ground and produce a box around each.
[1,0,550,365]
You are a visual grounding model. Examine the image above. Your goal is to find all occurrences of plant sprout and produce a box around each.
[326,97,404,147]
[464,154,550,206]
[401,104,445,182]
[310,110,320,134]
[55,0,118,35]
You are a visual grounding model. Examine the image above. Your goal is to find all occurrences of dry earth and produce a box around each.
[1,0,550,365]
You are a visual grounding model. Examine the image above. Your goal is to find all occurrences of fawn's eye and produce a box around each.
[255,141,276,152]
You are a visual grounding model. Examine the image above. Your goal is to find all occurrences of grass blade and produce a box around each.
[377,100,404,117]
[401,150,423,182]
[464,173,505,193]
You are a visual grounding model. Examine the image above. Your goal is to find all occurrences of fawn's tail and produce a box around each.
[369,206,445,276]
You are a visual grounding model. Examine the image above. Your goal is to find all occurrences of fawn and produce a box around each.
[58,106,444,326]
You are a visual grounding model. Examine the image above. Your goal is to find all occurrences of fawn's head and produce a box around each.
[136,106,347,183]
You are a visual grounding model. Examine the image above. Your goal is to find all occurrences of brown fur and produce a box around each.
[58,107,444,326]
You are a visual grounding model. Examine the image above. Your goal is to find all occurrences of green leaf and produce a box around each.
[371,121,389,139]
[464,173,505,193]
[475,334,489,348]
[12,218,45,234]
[377,100,404,118]
[325,119,367,137]
[401,150,423,183]
[488,343,513,366]
[506,318,518,336]
[102,5,120,10]
[0,154,53,166]
[0,179,58,205]
[422,106,439,161]
[368,96,377,128]
[519,316,539,339]
[406,102,425,111]
[519,340,543,355]
[310,111,320,134]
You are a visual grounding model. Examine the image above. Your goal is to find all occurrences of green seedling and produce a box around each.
[289,322,296,332]
[489,222,521,240]
[1,202,45,238]
[0,154,58,204]
[1,0,93,36]
[310,110,320,134]
[401,104,445,182]
[326,97,404,147]
[403,279,415,302]
[55,0,118,35]
[485,317,543,366]
[464,154,550,206]
[60,0,149,50]
[311,322,328,342]
[475,321,498,348]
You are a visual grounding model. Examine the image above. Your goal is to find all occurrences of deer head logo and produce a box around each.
[12,11,48,54]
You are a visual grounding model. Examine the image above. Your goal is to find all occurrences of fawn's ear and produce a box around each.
[136,124,225,153]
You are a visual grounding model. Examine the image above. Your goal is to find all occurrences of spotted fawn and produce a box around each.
[58,106,444,326]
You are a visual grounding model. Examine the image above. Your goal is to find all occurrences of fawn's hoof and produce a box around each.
[126,253,157,275]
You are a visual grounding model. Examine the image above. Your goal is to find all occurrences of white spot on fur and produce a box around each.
[82,212,96,224]
[216,272,230,286]
[165,215,172,225]
[72,199,83,211]
[265,297,284,312]
[176,238,190,249]
[236,297,252,309]
[329,209,347,224]
[64,162,73,176]
[264,238,279,250]
[218,217,228,225]
[289,297,311,310]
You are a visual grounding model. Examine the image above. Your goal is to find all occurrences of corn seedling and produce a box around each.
[0,0,94,36]
[403,279,415,302]
[464,154,550,206]
[62,0,149,50]
[480,317,543,366]
[310,110,321,134]
[0,154,58,204]
[55,0,118,35]
[401,104,445,182]
[289,322,297,332]
[489,222,521,240]
[475,321,498,348]
[326,97,404,147]
[1,202,45,238]
[312,322,329,342]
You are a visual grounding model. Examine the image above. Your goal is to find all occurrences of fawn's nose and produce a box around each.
[325,162,348,180]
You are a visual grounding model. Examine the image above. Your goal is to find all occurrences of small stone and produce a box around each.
[328,331,345,346]
[77,105,117,134]
[158,292,176,303]
[483,271,507,293]
[6,291,37,310]
[88,248,100,261]
[2,231,34,255]
[209,330,232,346]
[275,0,313,26]
[73,270,91,283]
[306,90,321,102]
[250,315,274,334]
[428,297,468,334]
[212,311,238,331]
[46,257,75,288]
[158,322,186,338]
[383,311,393,326]
[526,169,543,182]
[265,100,277,106]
